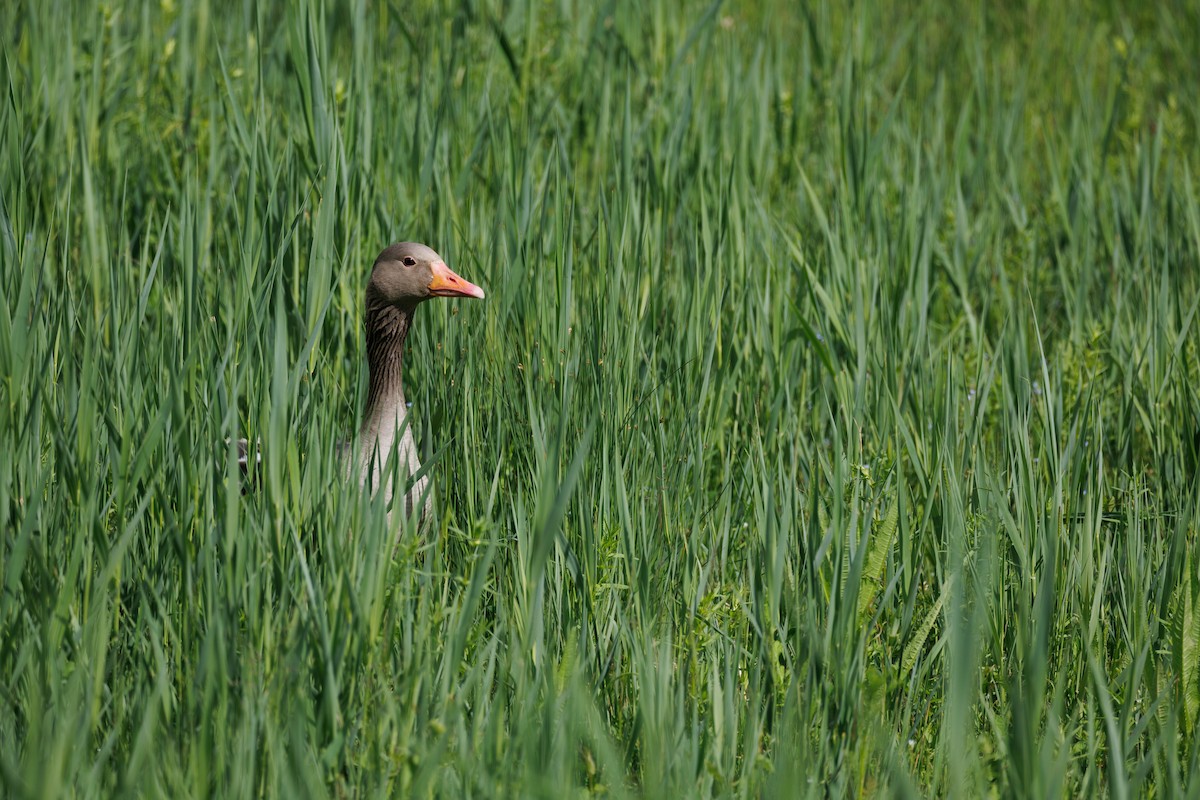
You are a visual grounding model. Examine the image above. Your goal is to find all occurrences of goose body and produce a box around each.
[342,391,428,521]
[238,242,484,526]
[353,242,484,522]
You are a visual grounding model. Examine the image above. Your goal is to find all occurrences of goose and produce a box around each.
[238,242,485,525]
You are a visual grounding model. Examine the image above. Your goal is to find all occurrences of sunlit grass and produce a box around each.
[2,0,1199,795]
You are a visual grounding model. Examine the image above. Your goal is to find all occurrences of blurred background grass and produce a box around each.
[2,0,1199,795]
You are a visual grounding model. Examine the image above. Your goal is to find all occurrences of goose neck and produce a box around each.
[363,302,413,422]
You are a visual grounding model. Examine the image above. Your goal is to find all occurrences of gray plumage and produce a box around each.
[237,242,485,530]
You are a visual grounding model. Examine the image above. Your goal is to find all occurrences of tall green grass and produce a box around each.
[2,0,1199,795]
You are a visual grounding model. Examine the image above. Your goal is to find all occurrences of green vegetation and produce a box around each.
[2,0,1199,795]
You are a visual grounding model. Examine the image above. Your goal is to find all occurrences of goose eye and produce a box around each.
[402,256,417,267]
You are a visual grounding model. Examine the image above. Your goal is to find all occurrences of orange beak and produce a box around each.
[428,260,485,299]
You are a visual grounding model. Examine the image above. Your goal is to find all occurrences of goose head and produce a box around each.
[366,242,485,312]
